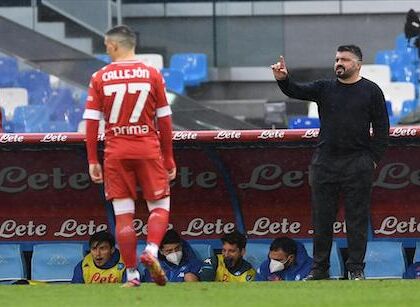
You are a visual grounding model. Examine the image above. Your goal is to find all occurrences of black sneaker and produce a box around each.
[304,270,330,280]
[348,270,365,280]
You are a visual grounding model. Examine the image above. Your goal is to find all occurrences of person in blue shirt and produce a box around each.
[403,262,420,279]
[256,237,312,281]
[72,231,127,284]
[143,229,202,282]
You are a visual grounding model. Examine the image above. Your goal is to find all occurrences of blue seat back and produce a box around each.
[189,243,216,282]
[48,88,76,121]
[136,243,147,276]
[400,99,418,117]
[288,116,320,129]
[0,56,18,87]
[31,243,84,282]
[0,244,26,281]
[414,242,420,263]
[17,70,51,104]
[243,243,270,270]
[364,241,406,279]
[95,54,111,63]
[161,68,185,95]
[304,241,344,279]
[375,50,397,66]
[385,100,393,116]
[170,53,208,86]
[12,105,50,132]
[48,121,72,132]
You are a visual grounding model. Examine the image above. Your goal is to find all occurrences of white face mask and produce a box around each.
[269,259,286,273]
[165,251,183,265]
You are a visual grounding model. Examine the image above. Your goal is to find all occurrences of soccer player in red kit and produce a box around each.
[83,25,176,287]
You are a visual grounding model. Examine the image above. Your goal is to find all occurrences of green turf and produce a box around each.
[1,281,419,307]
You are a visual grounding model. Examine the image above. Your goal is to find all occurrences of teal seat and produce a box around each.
[243,243,270,270]
[189,243,215,281]
[364,241,406,279]
[0,244,26,282]
[31,244,84,282]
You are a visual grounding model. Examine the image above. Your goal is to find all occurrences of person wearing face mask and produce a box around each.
[205,230,256,282]
[143,229,202,282]
[272,45,389,280]
[256,237,312,281]
[72,231,127,284]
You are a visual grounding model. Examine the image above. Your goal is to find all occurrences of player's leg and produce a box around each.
[105,159,140,287]
[135,159,170,286]
[113,198,140,286]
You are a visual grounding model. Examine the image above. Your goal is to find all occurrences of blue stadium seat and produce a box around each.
[48,121,72,132]
[31,243,84,282]
[400,99,418,117]
[385,100,393,116]
[0,56,18,87]
[0,244,26,282]
[47,88,76,121]
[414,242,420,263]
[161,68,185,95]
[17,70,51,105]
[189,243,216,282]
[288,116,320,129]
[12,105,49,132]
[243,243,270,270]
[95,54,111,63]
[169,53,208,86]
[304,241,344,279]
[364,241,406,279]
[375,50,398,66]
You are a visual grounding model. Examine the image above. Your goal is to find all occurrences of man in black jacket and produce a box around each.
[272,45,389,280]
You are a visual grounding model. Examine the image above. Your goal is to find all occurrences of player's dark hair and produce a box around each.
[221,230,247,250]
[337,44,363,61]
[105,25,137,49]
[89,231,115,249]
[160,229,181,247]
[270,237,297,256]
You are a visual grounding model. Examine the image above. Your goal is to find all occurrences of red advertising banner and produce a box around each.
[0,127,419,246]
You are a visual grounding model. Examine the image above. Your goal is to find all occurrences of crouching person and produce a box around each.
[256,237,312,281]
[72,231,126,284]
[205,230,256,282]
[144,229,202,282]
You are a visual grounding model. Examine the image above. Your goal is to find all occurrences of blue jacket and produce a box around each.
[143,240,202,282]
[256,242,312,281]
[403,262,420,279]
[71,248,127,283]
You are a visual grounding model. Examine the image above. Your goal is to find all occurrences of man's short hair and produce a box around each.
[89,231,115,249]
[337,44,363,62]
[270,237,297,256]
[105,25,137,49]
[160,229,181,247]
[221,230,247,250]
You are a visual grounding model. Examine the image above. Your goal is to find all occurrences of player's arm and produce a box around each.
[83,74,104,183]
[71,262,85,283]
[184,258,202,282]
[155,72,176,180]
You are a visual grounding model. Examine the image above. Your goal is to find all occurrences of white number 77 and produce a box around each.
[104,82,151,124]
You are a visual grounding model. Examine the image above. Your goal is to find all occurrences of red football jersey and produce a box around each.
[83,60,171,160]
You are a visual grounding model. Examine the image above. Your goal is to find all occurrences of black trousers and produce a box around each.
[309,150,375,273]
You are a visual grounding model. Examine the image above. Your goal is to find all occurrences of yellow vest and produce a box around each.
[215,254,256,282]
[82,253,125,284]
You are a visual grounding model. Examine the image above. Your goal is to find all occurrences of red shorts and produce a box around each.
[104,158,170,201]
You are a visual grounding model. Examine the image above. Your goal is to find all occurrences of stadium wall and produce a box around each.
[1,127,419,250]
[125,13,406,68]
